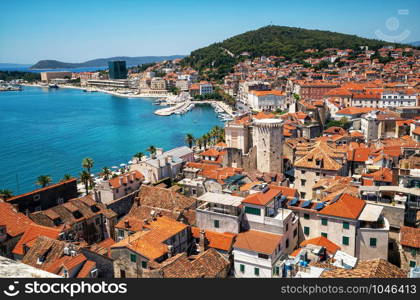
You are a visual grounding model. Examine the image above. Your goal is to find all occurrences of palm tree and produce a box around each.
[82,157,94,174]
[185,133,195,148]
[196,137,203,150]
[102,167,112,180]
[60,174,73,182]
[82,157,94,188]
[147,146,157,158]
[79,170,91,196]
[134,152,144,162]
[0,189,13,200]
[202,133,210,149]
[36,175,52,188]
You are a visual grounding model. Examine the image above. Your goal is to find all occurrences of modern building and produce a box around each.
[108,61,127,79]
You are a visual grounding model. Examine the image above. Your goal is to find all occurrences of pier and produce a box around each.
[154,100,234,117]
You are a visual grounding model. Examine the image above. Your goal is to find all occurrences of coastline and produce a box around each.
[21,83,170,99]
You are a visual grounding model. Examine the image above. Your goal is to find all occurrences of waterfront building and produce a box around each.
[108,61,127,80]
[5,178,78,213]
[85,79,129,89]
[40,71,72,82]
[95,170,144,204]
[247,90,286,111]
[130,147,194,184]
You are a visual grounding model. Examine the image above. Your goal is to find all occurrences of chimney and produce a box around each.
[199,230,206,252]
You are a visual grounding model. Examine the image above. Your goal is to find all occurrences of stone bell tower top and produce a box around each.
[253,118,283,174]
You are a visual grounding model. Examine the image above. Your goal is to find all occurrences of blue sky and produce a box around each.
[0,0,419,64]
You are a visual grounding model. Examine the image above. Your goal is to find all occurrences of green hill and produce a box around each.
[182,25,405,80]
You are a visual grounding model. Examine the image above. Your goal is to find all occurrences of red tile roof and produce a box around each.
[0,202,33,237]
[319,193,366,220]
[242,185,297,206]
[300,236,341,255]
[234,230,282,255]
[12,224,62,256]
[191,227,236,252]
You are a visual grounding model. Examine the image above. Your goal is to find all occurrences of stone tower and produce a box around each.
[253,119,283,173]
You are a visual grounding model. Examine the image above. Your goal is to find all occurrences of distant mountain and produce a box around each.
[30,55,185,70]
[183,25,408,80]
[409,41,420,47]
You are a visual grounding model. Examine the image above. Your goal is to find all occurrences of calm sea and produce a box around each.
[0,86,223,193]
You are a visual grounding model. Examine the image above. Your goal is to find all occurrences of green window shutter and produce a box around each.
[370,238,377,247]
[343,222,350,229]
[274,266,280,276]
[240,264,245,273]
[245,206,261,216]
[254,267,259,276]
[409,261,416,268]
[342,236,349,246]
[321,232,328,238]
[304,227,310,235]
[141,261,147,269]
[214,220,220,228]
[130,254,137,263]
[321,218,328,226]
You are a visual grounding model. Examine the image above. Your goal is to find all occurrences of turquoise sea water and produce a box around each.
[0,86,222,193]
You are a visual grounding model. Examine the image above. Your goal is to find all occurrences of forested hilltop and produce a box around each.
[182,25,408,80]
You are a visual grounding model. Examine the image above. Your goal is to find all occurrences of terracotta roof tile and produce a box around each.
[400,226,420,249]
[234,230,282,255]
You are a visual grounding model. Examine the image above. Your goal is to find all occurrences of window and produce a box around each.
[304,213,310,220]
[409,261,416,268]
[304,227,310,235]
[286,239,289,248]
[274,266,280,276]
[118,229,124,238]
[95,217,101,225]
[300,192,306,199]
[141,261,147,269]
[342,236,349,246]
[254,268,260,276]
[214,220,220,228]
[293,228,297,237]
[244,206,261,216]
[343,222,350,229]
[285,224,289,232]
[130,254,137,263]
[370,238,377,247]
[321,218,328,226]
[240,264,245,273]
[301,171,306,175]
[120,270,126,278]
[316,172,320,176]
[258,253,269,259]
[321,232,328,238]
[301,179,306,186]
